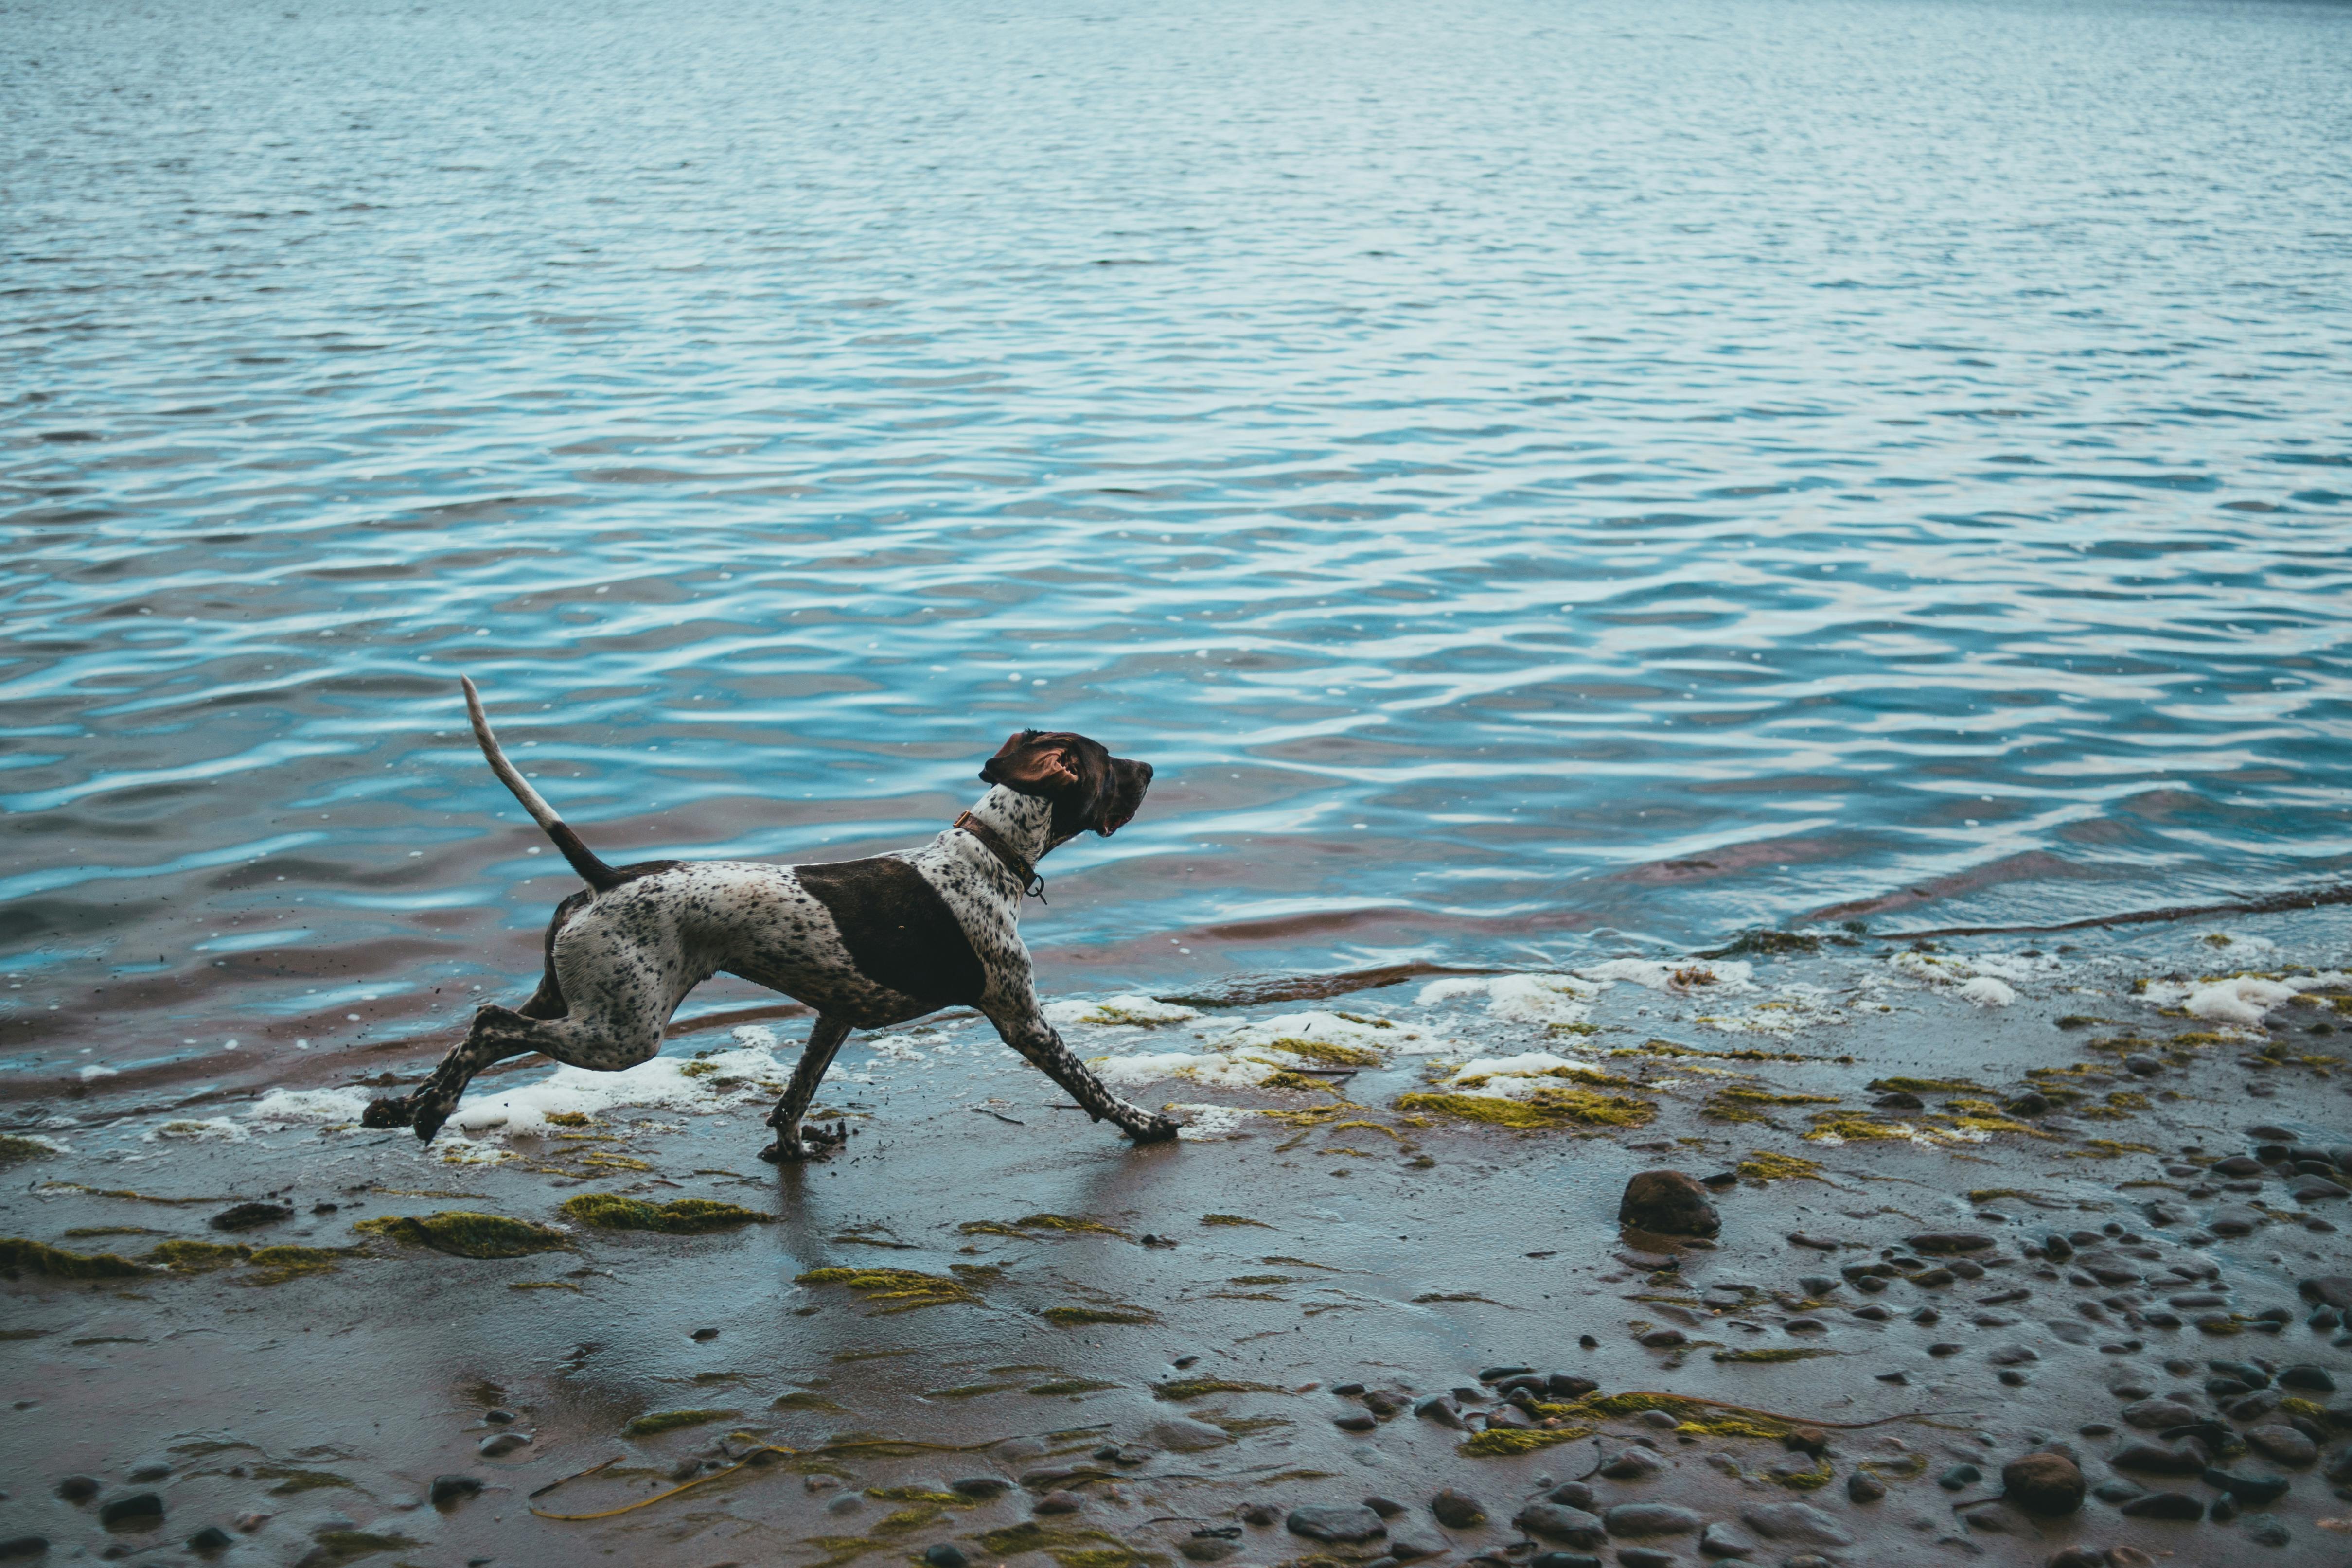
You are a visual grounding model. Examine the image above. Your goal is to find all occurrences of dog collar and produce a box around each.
[954,811,1045,901]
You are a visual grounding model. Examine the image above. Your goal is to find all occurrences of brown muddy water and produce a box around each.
[8,918,2352,1566]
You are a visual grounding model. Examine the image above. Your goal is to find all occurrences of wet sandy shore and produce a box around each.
[7,915,2352,1568]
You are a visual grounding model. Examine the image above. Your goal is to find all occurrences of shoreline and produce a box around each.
[6,917,2352,1566]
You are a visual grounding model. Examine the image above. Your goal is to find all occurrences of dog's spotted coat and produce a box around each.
[362,687,1178,1160]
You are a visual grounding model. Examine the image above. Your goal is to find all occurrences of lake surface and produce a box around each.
[4,0,2349,1086]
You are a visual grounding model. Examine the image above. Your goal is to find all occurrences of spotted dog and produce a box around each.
[360,678,1179,1160]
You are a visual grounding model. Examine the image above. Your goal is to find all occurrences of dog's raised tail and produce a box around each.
[462,676,623,893]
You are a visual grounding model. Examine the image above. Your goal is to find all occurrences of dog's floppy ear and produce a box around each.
[980,731,1081,793]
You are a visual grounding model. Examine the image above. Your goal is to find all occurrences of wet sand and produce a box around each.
[7,915,2352,1568]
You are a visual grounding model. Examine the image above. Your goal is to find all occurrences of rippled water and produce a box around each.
[5,0,2350,1082]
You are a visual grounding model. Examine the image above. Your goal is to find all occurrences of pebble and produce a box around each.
[2113,1442,2205,1476]
[1287,1505,1387,1544]
[2000,1453,2084,1516]
[1908,1232,1993,1255]
[1600,1449,1665,1481]
[0,1541,48,1563]
[55,1478,99,1505]
[1738,1503,1852,1548]
[1363,1496,1407,1518]
[1846,1472,1886,1503]
[1513,1504,1603,1548]
[2279,1364,2336,1392]
[825,1493,863,1515]
[1619,1168,1722,1236]
[1614,1550,1677,1568]
[1528,1556,1601,1568]
[1386,1534,1443,1561]
[924,1546,969,1568]
[96,1495,163,1529]
[1238,1503,1279,1527]
[1545,1483,1596,1508]
[1035,1491,1082,1515]
[1936,1464,1981,1490]
[1149,1418,1229,1453]
[208,1201,292,1232]
[2203,1469,2290,1505]
[2245,1513,2292,1547]
[1603,1503,1699,1537]
[1415,1395,1465,1429]
[1428,1488,1485,1529]
[2245,1425,2318,1466]
[184,1526,232,1555]
[2120,1398,2196,1429]
[428,1475,482,1508]
[477,1432,530,1458]
[1697,1521,1753,1558]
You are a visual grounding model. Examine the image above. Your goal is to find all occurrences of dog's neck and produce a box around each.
[959,785,1058,875]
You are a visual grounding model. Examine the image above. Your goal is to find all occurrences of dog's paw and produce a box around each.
[1127,1113,1182,1145]
[410,1101,453,1143]
[760,1121,848,1163]
[361,1096,412,1130]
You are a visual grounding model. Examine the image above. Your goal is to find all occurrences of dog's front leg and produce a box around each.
[360,1005,541,1143]
[988,994,1179,1144]
[760,1014,852,1163]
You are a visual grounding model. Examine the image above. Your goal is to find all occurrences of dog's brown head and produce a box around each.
[980,730,1152,846]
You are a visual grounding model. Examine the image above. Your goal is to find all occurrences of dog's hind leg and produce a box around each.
[985,994,1179,1144]
[759,1013,852,1163]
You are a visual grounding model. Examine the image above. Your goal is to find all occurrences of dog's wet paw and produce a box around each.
[410,1101,453,1143]
[760,1121,848,1163]
[1129,1113,1182,1145]
[361,1096,412,1130]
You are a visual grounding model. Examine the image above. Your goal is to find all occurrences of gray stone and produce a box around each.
[97,1494,163,1530]
[1512,1504,1603,1547]
[1600,1448,1665,1480]
[2245,1513,2292,1547]
[1846,1471,1885,1503]
[2110,1443,2202,1475]
[1149,1419,1229,1453]
[478,1431,531,1458]
[2118,1491,2203,1520]
[1429,1488,1485,1529]
[2121,1397,2196,1429]
[1619,1170,1719,1236]
[1604,1504,1700,1537]
[1737,1504,1851,1548]
[2245,1425,2318,1466]
[1698,1520,1753,1557]
[1287,1506,1387,1545]
[2000,1452,2083,1516]
[428,1475,482,1508]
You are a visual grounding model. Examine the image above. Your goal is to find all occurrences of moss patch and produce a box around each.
[149,1239,249,1273]
[1200,1214,1271,1228]
[353,1211,568,1258]
[1736,1152,1827,1184]
[1712,1348,1836,1364]
[958,1213,1127,1239]
[1027,1379,1117,1396]
[623,1407,740,1437]
[244,1245,359,1284]
[796,1267,981,1313]
[1704,1088,1840,1122]
[0,1135,58,1163]
[1151,1377,1283,1401]
[1459,1425,1592,1457]
[973,1523,1167,1568]
[1040,1305,1157,1326]
[1866,1077,1987,1094]
[0,1236,151,1279]
[1397,1087,1655,1128]
[1261,1037,1385,1068]
[558,1194,772,1232]
[2065,1139,2158,1160]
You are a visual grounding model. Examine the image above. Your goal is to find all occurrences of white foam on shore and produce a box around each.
[1218,1009,1456,1056]
[1087,1051,1282,1091]
[1578,958,1756,994]
[144,1117,248,1143]
[440,1043,791,1139]
[1955,976,2017,1008]
[1417,973,1598,1026]
[1169,1103,1255,1140]
[1044,995,1202,1028]
[248,1088,373,1126]
[1441,1051,1611,1101]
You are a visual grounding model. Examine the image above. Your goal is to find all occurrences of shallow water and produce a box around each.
[4,0,2351,1084]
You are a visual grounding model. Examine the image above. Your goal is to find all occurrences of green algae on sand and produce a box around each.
[1040,1304,1157,1326]
[1150,1376,1283,1401]
[0,1134,58,1163]
[1199,1214,1271,1228]
[1395,1086,1655,1129]
[353,1211,570,1258]
[557,1194,773,1232]
[0,1235,152,1279]
[796,1266,983,1313]
[1735,1151,1827,1184]
[958,1213,1127,1239]
[623,1407,741,1437]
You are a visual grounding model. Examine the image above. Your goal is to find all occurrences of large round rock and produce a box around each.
[2000,1452,2085,1517]
[1618,1170,1720,1237]
[1286,1506,1387,1545]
